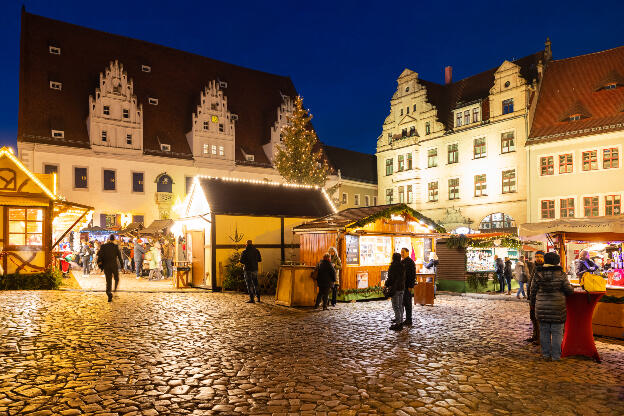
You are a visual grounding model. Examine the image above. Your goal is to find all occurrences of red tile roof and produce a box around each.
[419,52,544,129]
[17,11,298,164]
[528,45,624,145]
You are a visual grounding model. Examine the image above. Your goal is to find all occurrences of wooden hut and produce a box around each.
[293,204,445,293]
[0,147,92,274]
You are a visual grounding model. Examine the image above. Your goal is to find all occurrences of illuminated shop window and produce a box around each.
[8,208,43,247]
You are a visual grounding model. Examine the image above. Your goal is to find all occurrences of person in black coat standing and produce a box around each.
[503,257,513,295]
[385,252,406,331]
[494,256,505,293]
[314,253,336,310]
[97,234,124,302]
[401,248,416,327]
[240,240,262,303]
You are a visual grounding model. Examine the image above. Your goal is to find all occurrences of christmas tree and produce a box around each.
[274,96,330,186]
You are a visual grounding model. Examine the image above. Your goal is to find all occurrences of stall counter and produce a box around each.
[592,286,624,339]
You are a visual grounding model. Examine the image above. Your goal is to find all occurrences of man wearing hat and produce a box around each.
[529,252,574,360]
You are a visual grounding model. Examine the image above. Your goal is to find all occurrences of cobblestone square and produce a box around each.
[0,291,622,415]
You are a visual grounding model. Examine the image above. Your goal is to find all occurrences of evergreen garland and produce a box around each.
[347,204,446,233]
[274,96,330,186]
[340,284,384,296]
[599,294,624,304]
[446,234,533,250]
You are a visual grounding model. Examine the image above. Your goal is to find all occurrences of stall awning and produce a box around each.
[520,216,624,241]
[52,200,93,250]
[139,219,174,236]
[120,222,144,235]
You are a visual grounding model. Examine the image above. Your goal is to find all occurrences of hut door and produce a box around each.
[190,231,205,286]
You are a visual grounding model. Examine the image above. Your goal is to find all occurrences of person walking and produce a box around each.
[385,252,406,331]
[314,253,336,310]
[401,247,416,327]
[514,255,528,299]
[494,255,505,293]
[80,242,92,276]
[530,252,574,361]
[163,241,175,279]
[97,234,123,302]
[526,250,545,344]
[328,247,341,307]
[133,238,146,279]
[240,240,262,303]
[503,257,513,295]
[148,242,163,280]
[92,241,101,274]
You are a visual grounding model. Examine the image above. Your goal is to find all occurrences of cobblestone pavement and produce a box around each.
[72,271,200,292]
[1,292,622,415]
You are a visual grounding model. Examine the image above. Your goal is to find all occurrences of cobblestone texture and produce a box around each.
[0,291,622,415]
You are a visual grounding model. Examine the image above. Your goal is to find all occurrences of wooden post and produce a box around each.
[559,232,567,273]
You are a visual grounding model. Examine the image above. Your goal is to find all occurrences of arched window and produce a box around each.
[479,213,514,231]
[156,173,173,193]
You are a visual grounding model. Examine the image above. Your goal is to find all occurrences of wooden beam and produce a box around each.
[51,210,89,250]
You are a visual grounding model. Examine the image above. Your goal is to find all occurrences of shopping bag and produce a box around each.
[580,272,606,292]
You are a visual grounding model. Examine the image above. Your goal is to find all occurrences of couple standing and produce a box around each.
[386,248,416,331]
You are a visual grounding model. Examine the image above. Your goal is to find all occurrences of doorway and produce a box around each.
[190,230,205,286]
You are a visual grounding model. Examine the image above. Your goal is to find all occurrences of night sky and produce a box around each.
[0,0,621,154]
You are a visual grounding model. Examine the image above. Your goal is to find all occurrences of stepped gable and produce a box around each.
[17,11,297,164]
[528,45,624,144]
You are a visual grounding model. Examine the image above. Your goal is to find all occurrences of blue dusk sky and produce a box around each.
[0,0,621,154]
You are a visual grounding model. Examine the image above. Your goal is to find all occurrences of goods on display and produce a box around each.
[360,236,392,266]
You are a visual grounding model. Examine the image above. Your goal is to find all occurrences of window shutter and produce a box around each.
[100,214,106,227]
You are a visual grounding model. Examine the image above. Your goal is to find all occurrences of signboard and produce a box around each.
[356,271,369,288]
[380,270,388,284]
[345,234,360,265]
[360,235,392,266]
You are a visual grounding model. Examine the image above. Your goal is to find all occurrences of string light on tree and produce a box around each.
[274,96,330,186]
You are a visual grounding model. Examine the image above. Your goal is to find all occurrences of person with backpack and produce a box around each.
[514,255,529,299]
[385,252,406,331]
[314,253,336,310]
[240,240,262,303]
[530,252,574,361]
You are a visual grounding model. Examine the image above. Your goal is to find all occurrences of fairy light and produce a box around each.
[0,147,56,200]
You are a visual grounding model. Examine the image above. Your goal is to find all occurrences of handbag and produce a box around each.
[580,271,606,292]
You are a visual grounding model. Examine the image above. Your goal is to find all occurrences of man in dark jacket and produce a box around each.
[314,253,336,310]
[494,256,504,293]
[526,251,544,343]
[386,253,406,331]
[240,240,262,303]
[503,257,513,295]
[401,248,416,326]
[530,252,574,360]
[97,234,124,302]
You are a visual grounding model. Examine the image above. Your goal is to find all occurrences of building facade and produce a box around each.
[376,45,549,233]
[526,45,624,223]
[323,145,378,210]
[16,10,375,229]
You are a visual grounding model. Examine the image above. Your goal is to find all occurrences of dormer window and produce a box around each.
[103,105,110,116]
[569,114,581,121]
[48,46,61,55]
[502,98,514,115]
[219,81,228,89]
[456,112,462,127]
[51,129,64,138]
[409,126,416,137]
[425,122,431,135]
[245,154,255,162]
[160,143,171,152]
[402,128,407,138]
[231,114,239,121]
[49,81,62,90]
[141,65,151,73]
[605,83,616,90]
[148,97,158,105]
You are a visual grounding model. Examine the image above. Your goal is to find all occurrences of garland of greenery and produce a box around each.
[466,272,490,291]
[339,285,384,296]
[446,234,538,250]
[598,294,624,304]
[347,204,446,233]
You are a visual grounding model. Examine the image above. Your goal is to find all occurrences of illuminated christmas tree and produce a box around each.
[274,96,330,186]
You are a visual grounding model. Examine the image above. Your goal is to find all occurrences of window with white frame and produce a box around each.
[354,194,360,206]
[342,193,348,205]
[48,46,61,55]
[51,130,64,138]
[364,195,370,207]
[49,81,62,90]
[211,145,217,155]
[218,146,224,157]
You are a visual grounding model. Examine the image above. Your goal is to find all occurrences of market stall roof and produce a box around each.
[139,219,174,236]
[293,204,446,233]
[191,177,336,218]
[520,216,624,242]
[52,200,93,249]
[81,225,111,233]
[120,222,144,235]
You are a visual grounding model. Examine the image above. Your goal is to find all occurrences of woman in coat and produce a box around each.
[148,242,163,280]
[328,247,341,307]
[530,252,574,360]
[514,255,528,299]
[385,252,406,331]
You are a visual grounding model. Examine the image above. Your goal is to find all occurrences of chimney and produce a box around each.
[445,66,453,85]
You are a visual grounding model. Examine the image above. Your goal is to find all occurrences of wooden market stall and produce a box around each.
[291,204,445,303]
[172,176,335,290]
[520,217,624,339]
[0,147,92,275]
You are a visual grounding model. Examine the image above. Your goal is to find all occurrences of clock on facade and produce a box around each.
[211,115,219,123]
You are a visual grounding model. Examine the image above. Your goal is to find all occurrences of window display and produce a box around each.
[360,235,392,266]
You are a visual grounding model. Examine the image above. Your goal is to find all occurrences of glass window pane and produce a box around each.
[9,221,25,233]
[27,222,43,233]
[27,234,42,246]
[9,209,26,220]
[9,234,26,246]
[27,209,43,221]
